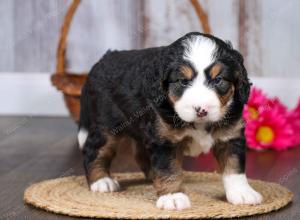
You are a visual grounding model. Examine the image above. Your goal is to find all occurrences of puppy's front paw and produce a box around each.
[156,192,191,210]
[90,177,120,193]
[226,185,262,205]
[223,174,263,205]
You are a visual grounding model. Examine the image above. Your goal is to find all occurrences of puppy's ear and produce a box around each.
[143,66,168,106]
[144,47,177,106]
[234,51,251,105]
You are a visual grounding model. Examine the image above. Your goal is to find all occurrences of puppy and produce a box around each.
[78,32,262,210]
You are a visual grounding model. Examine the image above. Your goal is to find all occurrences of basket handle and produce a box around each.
[190,0,211,34]
[56,0,81,75]
[55,0,210,75]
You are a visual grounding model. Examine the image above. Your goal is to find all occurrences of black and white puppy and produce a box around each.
[78,32,262,210]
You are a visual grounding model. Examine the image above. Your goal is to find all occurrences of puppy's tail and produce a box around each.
[78,84,89,150]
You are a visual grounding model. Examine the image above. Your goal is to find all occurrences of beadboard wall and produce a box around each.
[0,0,299,115]
[1,0,300,76]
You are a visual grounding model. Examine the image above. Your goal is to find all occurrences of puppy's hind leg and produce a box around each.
[83,130,120,193]
[78,127,88,150]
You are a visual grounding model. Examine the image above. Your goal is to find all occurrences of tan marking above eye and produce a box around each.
[180,65,193,80]
[210,63,222,79]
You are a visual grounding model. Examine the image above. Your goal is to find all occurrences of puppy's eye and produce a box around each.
[214,76,222,84]
[179,78,191,87]
[215,79,231,95]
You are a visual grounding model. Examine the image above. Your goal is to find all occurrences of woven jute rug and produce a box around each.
[24,172,293,219]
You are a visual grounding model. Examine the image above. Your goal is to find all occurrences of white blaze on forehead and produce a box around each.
[183,35,216,79]
[174,35,221,123]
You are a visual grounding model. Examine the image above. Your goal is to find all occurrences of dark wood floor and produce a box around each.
[0,116,299,219]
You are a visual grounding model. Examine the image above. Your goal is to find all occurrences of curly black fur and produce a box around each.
[79,32,251,197]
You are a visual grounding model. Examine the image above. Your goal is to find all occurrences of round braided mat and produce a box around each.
[24,172,293,219]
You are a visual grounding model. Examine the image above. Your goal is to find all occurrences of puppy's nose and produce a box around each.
[194,106,208,118]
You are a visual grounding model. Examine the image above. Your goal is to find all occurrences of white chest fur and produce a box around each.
[183,125,214,157]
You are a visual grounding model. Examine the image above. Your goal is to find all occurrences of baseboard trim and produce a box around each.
[0,73,299,116]
[0,73,69,116]
[251,77,300,108]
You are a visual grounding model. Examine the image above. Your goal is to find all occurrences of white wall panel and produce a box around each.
[0,0,15,71]
[66,0,142,73]
[0,0,299,78]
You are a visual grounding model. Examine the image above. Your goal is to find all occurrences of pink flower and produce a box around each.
[243,86,300,150]
[243,87,269,121]
[267,97,287,114]
[245,106,295,150]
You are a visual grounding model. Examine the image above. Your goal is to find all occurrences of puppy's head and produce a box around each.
[165,33,250,124]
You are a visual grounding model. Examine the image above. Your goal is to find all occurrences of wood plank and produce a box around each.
[0,0,15,71]
[238,0,263,76]
[66,0,142,73]
[260,0,300,77]
[13,0,69,72]
[0,0,299,79]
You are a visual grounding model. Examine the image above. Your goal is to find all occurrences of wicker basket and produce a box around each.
[51,0,211,122]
